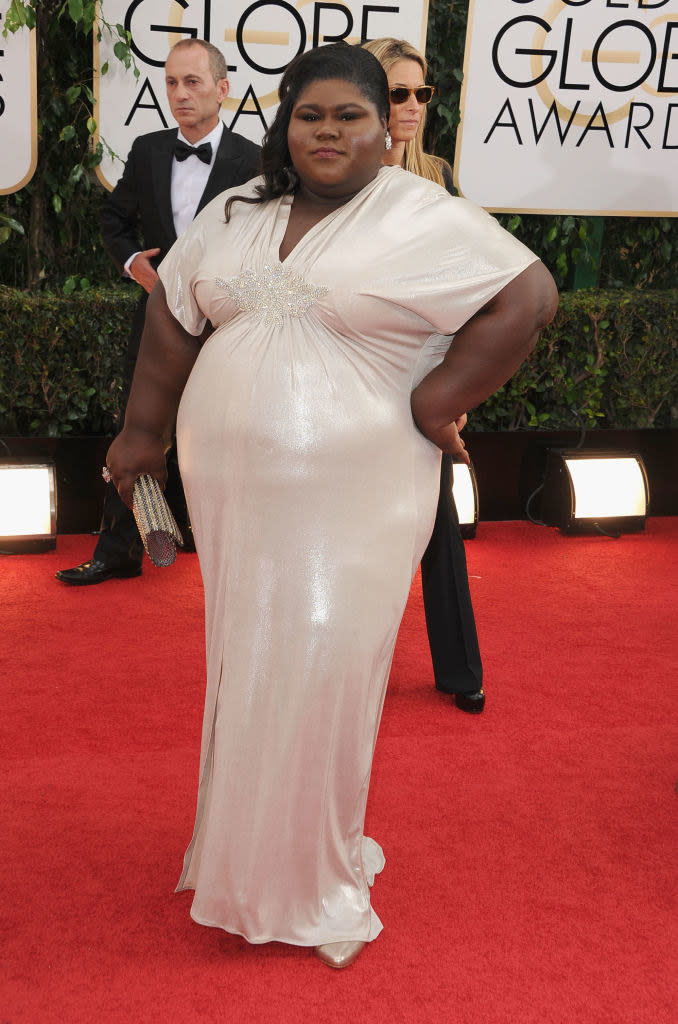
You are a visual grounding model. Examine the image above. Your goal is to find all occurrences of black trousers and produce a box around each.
[420,454,483,694]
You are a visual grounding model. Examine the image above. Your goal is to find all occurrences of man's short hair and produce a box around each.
[168,39,228,83]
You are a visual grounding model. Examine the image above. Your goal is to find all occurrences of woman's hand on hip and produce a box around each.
[420,418,470,461]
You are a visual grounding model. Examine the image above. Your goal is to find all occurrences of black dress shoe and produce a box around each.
[55,558,142,586]
[454,689,485,714]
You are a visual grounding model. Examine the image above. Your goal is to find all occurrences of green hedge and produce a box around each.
[0,285,676,437]
[467,289,678,431]
[0,284,137,436]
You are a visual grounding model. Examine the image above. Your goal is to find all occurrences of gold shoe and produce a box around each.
[314,940,366,969]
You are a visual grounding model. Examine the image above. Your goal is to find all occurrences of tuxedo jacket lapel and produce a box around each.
[151,131,177,249]
[198,125,258,213]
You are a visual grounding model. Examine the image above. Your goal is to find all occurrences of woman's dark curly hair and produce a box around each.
[225,42,389,221]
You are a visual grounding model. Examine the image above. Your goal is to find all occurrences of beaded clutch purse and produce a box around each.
[132,474,184,567]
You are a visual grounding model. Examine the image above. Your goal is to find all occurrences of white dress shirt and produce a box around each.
[171,120,224,238]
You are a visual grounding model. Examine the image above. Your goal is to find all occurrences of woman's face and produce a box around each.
[387,58,427,146]
[287,78,387,201]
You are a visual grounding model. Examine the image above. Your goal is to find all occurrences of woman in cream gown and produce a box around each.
[107,43,557,965]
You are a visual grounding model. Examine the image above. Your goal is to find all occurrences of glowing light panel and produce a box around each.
[565,457,647,520]
[0,464,55,538]
[452,463,478,526]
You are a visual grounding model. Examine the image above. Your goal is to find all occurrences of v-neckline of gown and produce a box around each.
[273,167,393,266]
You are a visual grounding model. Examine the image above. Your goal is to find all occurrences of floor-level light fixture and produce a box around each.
[539,449,649,535]
[0,458,58,552]
[452,458,479,539]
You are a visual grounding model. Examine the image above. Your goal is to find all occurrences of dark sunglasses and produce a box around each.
[389,86,435,105]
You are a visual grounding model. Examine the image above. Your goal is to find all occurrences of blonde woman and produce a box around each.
[364,37,485,713]
[363,36,452,184]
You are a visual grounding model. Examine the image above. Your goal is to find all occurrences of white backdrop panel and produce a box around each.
[455,0,678,216]
[0,2,37,194]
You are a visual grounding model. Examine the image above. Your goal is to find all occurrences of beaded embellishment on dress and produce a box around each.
[216,265,328,327]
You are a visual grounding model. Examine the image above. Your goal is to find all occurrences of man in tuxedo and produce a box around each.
[56,38,260,586]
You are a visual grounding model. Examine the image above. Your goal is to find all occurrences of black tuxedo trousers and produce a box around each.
[421,455,483,692]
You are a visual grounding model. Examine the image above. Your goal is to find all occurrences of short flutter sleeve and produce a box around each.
[365,172,539,337]
[157,179,263,336]
[158,216,211,336]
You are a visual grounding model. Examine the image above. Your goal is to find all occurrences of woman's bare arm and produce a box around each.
[105,282,203,506]
[411,260,558,452]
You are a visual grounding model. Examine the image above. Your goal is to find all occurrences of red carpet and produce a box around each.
[2,521,676,1023]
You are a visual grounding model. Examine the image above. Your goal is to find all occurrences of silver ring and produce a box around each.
[102,466,113,483]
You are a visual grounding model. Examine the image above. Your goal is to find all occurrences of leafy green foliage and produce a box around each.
[0,284,136,435]
[1,286,674,437]
[468,290,678,431]
[0,1,134,290]
[600,218,677,291]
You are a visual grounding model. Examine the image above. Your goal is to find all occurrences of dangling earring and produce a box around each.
[384,131,392,151]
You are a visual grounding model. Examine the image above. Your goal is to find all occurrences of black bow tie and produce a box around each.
[174,140,212,165]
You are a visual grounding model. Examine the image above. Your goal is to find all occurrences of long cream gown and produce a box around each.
[158,166,536,946]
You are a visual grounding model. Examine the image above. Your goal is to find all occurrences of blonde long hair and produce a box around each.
[362,37,450,187]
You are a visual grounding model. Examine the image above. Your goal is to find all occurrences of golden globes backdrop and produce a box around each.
[95,0,430,190]
[454,0,678,216]
[0,1,37,194]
